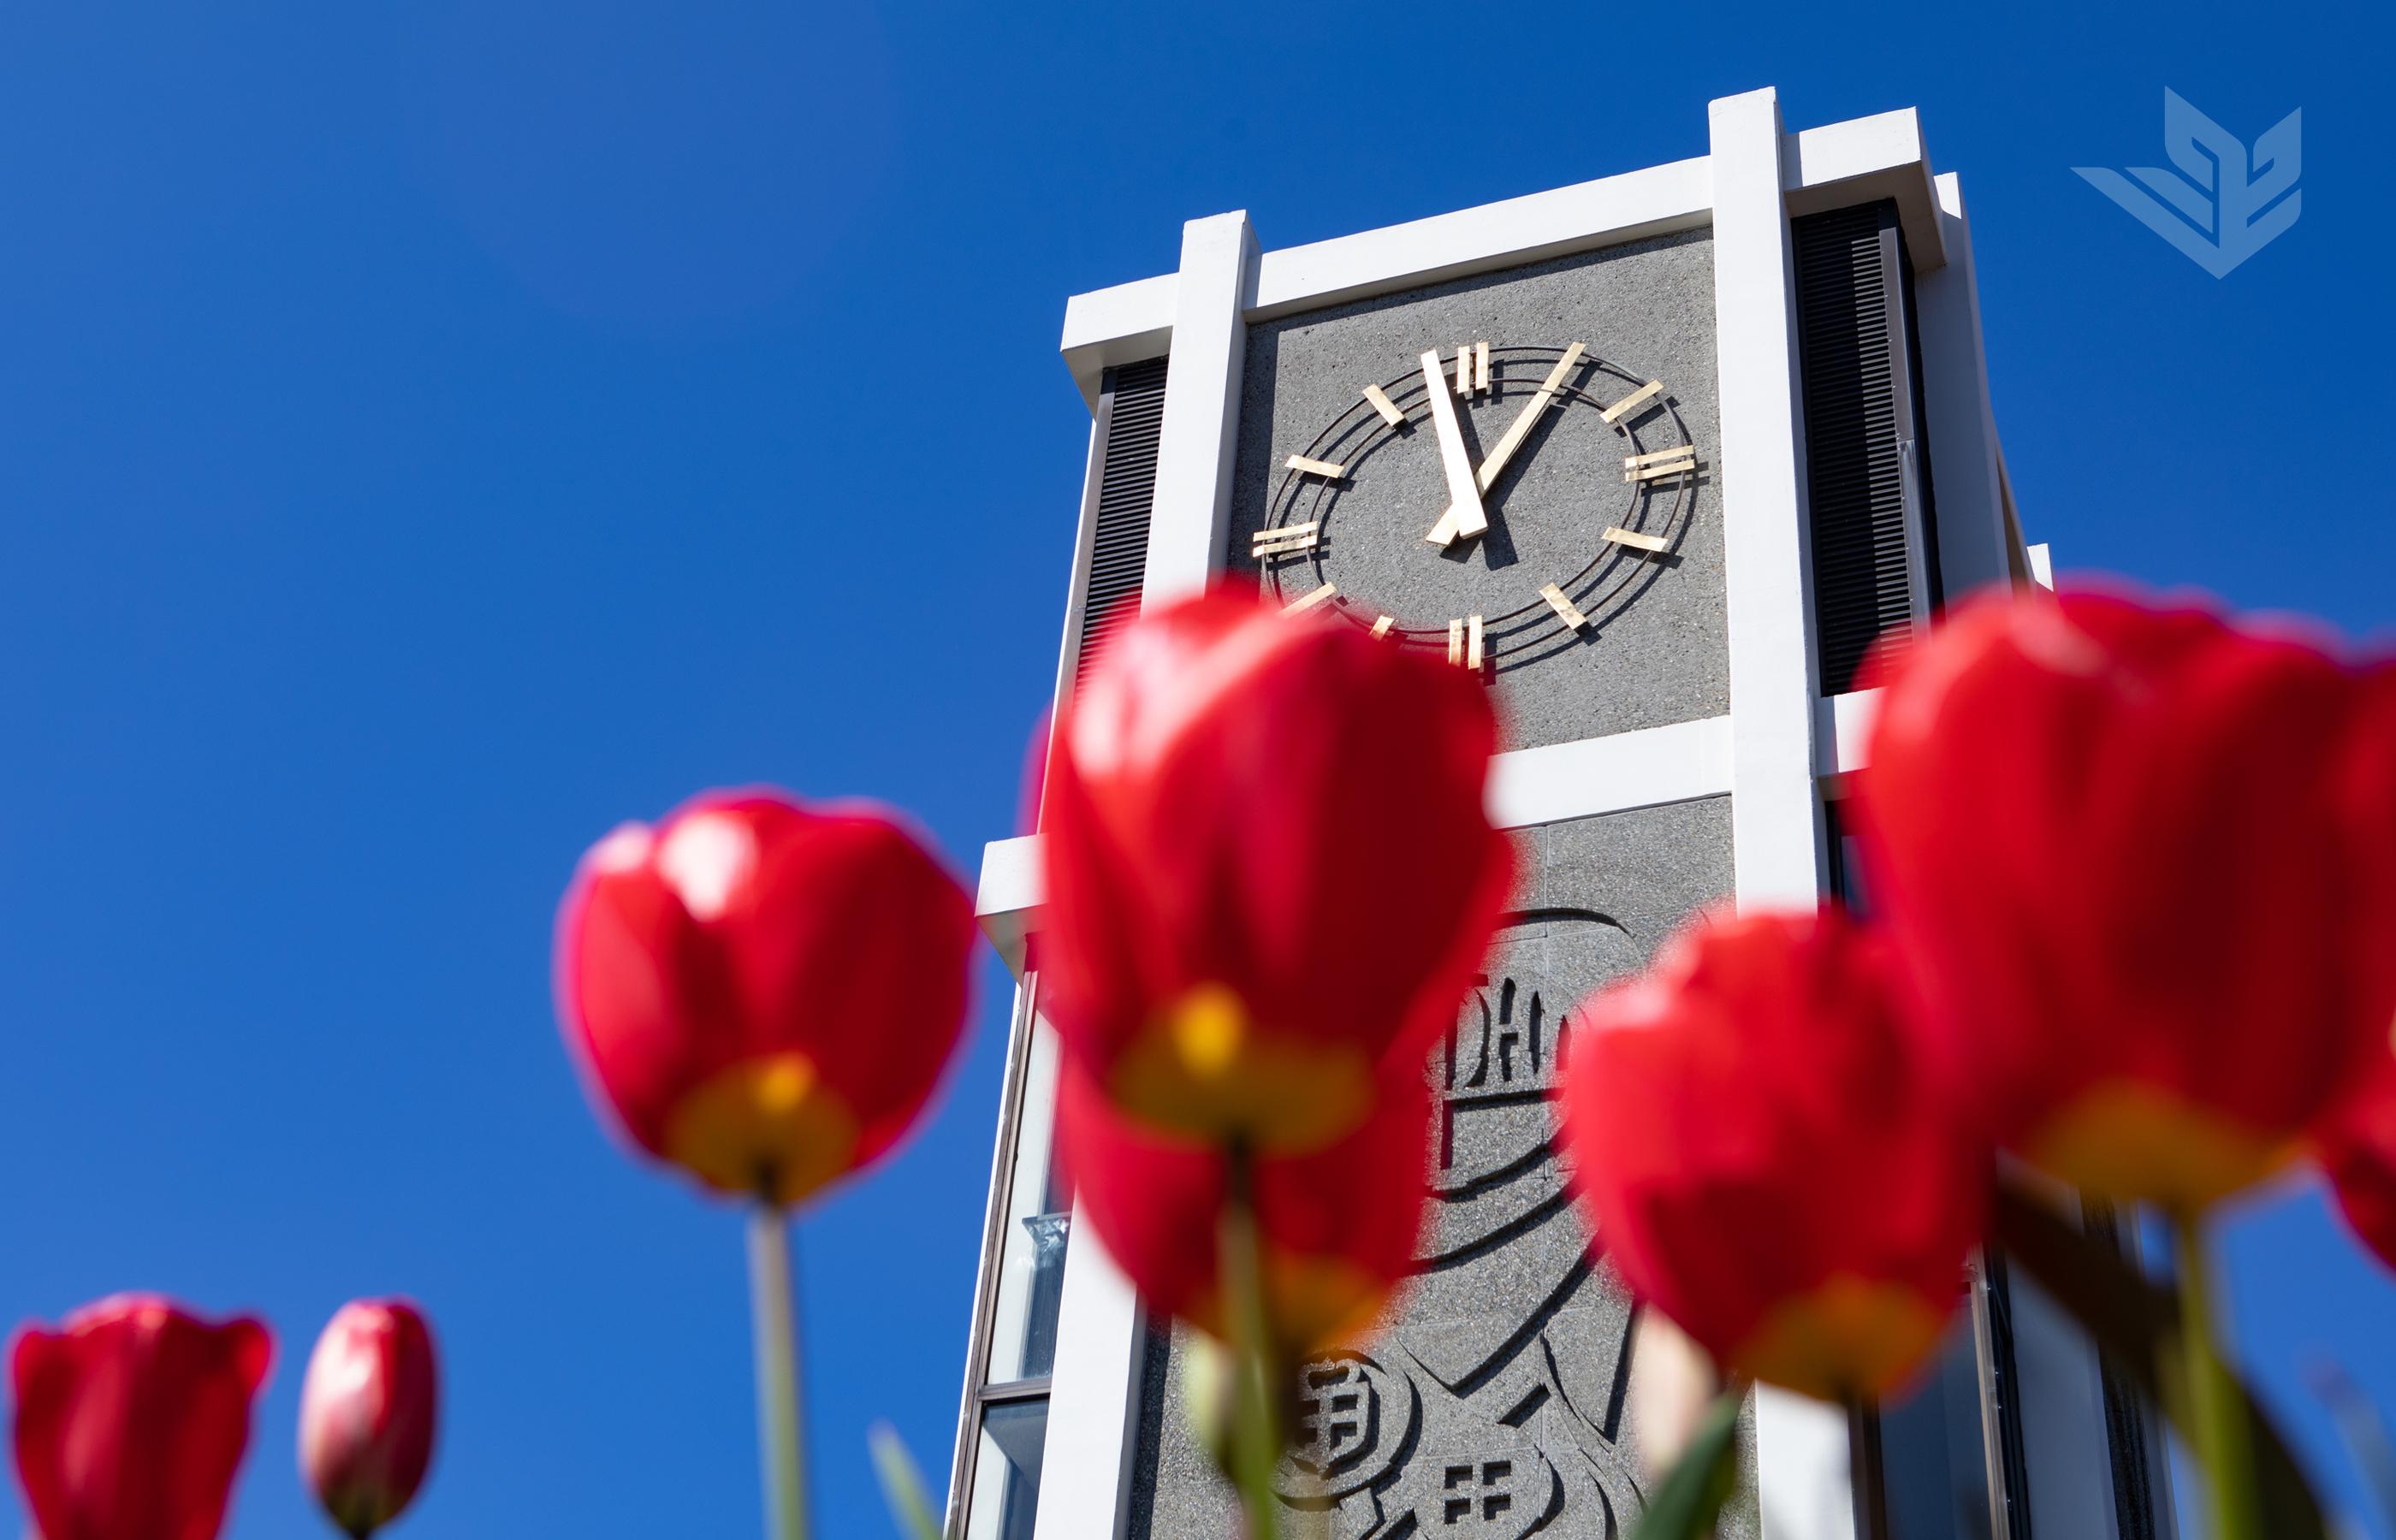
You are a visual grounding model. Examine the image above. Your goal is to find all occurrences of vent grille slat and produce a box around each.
[1073,357,1168,687]
[1795,201,1919,695]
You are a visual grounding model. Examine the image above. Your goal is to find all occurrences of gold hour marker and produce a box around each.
[1600,379,1664,424]
[1361,382,1406,428]
[1467,614,1485,669]
[1474,341,1491,395]
[1539,583,1591,630]
[1368,615,1395,639]
[1604,525,1669,553]
[1284,453,1347,479]
[1284,583,1339,615]
[1251,522,1319,558]
[1447,619,1465,664]
[1623,445,1698,482]
[1454,345,1473,396]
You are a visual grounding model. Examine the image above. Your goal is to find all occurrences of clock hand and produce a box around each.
[1472,343,1586,493]
[1425,343,1586,546]
[1416,348,1488,546]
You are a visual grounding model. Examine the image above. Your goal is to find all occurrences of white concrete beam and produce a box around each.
[975,835,1043,978]
[1248,156,1712,322]
[1057,162,1712,402]
[1059,104,1954,412]
[1060,274,1177,408]
[974,714,1751,967]
[1913,173,2015,603]
[1711,83,1854,1540]
[1783,107,1947,273]
[1142,212,1258,607]
[1488,714,1732,829]
[1813,689,1882,780]
[1028,1199,1146,1540]
[1711,86,1829,911]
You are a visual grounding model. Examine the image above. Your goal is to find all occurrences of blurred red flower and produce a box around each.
[1055,1055,1431,1358]
[1557,907,1982,1400]
[2320,1063,2396,1276]
[1040,591,1514,1152]
[1853,589,2393,1210]
[2340,663,2396,1029]
[10,1294,273,1540]
[300,1299,439,1539]
[555,790,976,1207]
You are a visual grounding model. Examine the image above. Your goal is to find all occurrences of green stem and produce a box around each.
[2174,1212,2258,1540]
[1220,1146,1282,1540]
[748,1201,811,1540]
[869,1421,943,1540]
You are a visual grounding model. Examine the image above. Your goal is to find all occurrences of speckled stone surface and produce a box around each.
[1124,797,1759,1540]
[1225,232,1726,753]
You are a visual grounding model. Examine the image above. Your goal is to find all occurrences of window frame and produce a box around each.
[945,977,1062,1537]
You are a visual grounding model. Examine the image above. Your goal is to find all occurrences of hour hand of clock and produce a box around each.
[1416,349,1488,546]
[1424,343,1587,548]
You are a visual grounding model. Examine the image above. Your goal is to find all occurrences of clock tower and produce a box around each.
[947,88,2172,1540]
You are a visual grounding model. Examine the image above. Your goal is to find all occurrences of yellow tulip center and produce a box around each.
[1193,1251,1389,1361]
[2025,1081,2292,1212]
[1111,985,1375,1154]
[663,1051,861,1207]
[1731,1275,1950,1401]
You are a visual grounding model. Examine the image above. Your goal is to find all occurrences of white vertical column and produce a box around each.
[1142,210,1259,607]
[1913,172,2016,602]
[1028,1197,1146,1540]
[1711,86,1825,909]
[1034,210,1260,1540]
[1707,86,1854,1540]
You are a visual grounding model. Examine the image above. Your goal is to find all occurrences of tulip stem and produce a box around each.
[2174,1212,2258,1540]
[1220,1146,1283,1540]
[748,1201,811,1540]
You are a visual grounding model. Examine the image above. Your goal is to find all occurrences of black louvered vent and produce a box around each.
[1795,200,1935,696]
[1073,357,1168,687]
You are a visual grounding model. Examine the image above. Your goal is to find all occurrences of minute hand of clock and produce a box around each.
[1424,343,1587,548]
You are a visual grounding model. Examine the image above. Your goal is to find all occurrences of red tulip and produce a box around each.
[2321,1064,2396,1276]
[1853,588,2393,1211]
[2322,665,2396,1267]
[2340,663,2396,1030]
[10,1295,273,1540]
[555,790,976,1207]
[1557,907,1983,1400]
[300,1300,438,1538]
[1055,1055,1431,1358]
[1040,591,1514,1152]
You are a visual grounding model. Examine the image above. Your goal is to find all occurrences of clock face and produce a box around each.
[1255,342,1699,674]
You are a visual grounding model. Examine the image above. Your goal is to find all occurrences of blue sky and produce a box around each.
[0,2,2387,1537]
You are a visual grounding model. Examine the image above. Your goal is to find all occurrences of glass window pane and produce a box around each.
[963,1398,1047,1540]
[1877,1310,1995,1540]
[1837,827,1874,915]
[986,1020,1070,1383]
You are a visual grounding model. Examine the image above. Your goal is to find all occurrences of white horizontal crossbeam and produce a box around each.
[970,702,1940,971]
[1059,157,1710,405]
[1058,106,1945,406]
